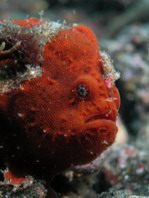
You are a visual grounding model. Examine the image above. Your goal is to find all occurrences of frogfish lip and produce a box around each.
[85,111,116,124]
[85,113,117,134]
[85,118,117,136]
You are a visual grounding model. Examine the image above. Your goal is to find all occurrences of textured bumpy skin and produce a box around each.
[0,18,120,181]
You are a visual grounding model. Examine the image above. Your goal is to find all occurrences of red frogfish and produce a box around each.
[0,18,120,181]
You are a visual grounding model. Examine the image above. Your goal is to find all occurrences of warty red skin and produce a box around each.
[0,19,120,181]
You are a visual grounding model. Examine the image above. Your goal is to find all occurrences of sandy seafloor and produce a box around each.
[0,0,149,197]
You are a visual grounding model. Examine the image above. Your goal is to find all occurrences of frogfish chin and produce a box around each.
[0,18,120,181]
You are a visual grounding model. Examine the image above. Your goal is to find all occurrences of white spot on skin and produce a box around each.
[106,97,118,102]
[19,85,24,90]
[0,41,6,52]
[30,70,36,76]
[102,140,109,145]
[26,65,43,79]
[105,110,112,118]
[18,113,24,118]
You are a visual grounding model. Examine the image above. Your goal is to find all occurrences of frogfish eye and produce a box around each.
[77,85,89,98]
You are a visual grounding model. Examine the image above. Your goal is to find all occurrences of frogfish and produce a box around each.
[0,18,120,183]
